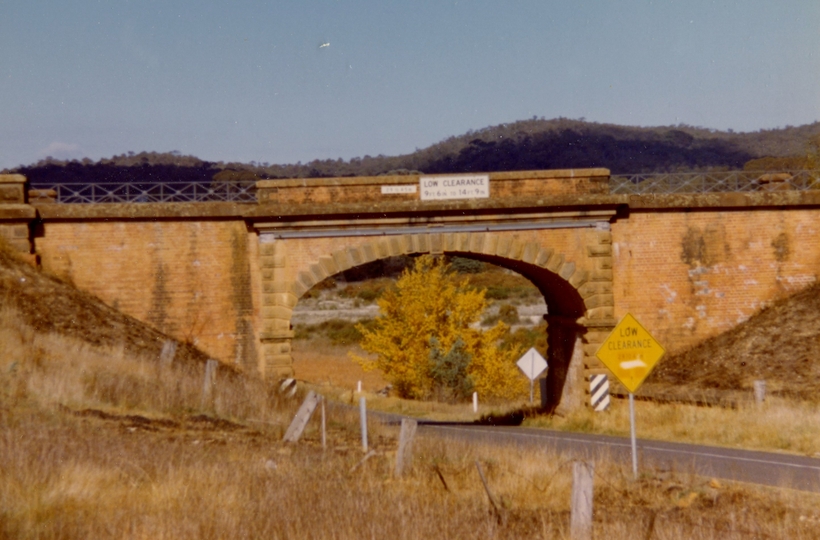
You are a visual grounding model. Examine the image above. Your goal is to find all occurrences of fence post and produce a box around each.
[283,391,322,443]
[359,396,368,453]
[200,359,218,410]
[159,340,177,368]
[321,396,327,450]
[571,461,594,540]
[754,380,766,404]
[394,418,418,477]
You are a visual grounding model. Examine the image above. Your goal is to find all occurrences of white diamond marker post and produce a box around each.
[516,348,548,404]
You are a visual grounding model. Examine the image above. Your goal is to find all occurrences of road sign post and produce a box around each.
[595,313,665,479]
[516,348,548,404]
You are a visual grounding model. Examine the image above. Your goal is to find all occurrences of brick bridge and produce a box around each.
[1,170,819,411]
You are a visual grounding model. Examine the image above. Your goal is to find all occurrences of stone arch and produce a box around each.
[259,228,615,411]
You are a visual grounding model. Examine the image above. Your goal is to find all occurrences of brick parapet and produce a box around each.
[256,169,611,205]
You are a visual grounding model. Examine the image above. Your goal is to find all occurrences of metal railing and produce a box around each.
[27,170,820,203]
[610,170,820,194]
[29,181,257,204]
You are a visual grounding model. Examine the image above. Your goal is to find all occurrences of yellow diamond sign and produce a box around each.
[595,313,666,394]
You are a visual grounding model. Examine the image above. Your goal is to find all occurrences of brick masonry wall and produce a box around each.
[611,208,820,355]
[257,168,610,205]
[35,220,260,369]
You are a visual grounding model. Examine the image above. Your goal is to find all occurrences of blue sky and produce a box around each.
[1,0,818,170]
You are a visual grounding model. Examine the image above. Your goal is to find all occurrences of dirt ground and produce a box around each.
[291,340,389,392]
[649,282,820,401]
[0,248,213,369]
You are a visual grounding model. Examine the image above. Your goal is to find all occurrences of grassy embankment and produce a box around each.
[5,303,820,538]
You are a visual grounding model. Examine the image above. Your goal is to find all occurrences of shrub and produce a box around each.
[448,256,486,274]
[338,278,394,302]
[293,318,375,345]
[354,255,527,400]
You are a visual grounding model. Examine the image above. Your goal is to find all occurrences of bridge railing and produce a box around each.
[27,170,820,203]
[28,181,257,204]
[609,170,820,194]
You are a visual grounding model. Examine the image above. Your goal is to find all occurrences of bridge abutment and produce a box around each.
[259,238,296,378]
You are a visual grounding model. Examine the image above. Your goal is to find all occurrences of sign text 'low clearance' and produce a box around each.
[420,174,489,201]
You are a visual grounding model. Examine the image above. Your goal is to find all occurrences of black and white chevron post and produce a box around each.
[589,374,610,412]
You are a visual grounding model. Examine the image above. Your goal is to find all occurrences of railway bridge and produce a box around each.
[1,169,818,411]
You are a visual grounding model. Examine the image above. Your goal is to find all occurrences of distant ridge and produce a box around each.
[6,118,820,186]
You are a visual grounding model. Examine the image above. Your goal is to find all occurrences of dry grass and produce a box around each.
[525,396,820,456]
[0,307,287,426]
[3,406,820,539]
[5,307,820,538]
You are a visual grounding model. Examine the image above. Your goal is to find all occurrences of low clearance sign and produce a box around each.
[595,313,666,393]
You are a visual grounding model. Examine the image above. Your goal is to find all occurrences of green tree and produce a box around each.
[354,255,527,400]
[429,337,473,402]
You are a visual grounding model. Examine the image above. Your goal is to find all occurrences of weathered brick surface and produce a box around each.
[272,228,594,289]
[611,208,820,355]
[35,220,260,370]
[256,169,610,205]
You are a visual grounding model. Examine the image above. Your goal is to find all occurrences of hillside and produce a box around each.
[648,282,820,402]
[0,246,211,368]
[6,119,820,187]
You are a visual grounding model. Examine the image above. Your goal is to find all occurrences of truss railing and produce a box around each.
[610,170,820,194]
[27,170,820,203]
[29,181,257,204]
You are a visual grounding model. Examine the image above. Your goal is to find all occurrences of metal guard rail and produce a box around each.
[29,181,257,204]
[610,170,820,194]
[27,170,820,203]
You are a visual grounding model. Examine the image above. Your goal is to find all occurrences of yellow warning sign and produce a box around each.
[595,313,666,394]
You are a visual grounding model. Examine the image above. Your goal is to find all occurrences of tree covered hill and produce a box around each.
[7,119,820,187]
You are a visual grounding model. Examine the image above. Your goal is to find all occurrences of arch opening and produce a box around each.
[281,239,589,412]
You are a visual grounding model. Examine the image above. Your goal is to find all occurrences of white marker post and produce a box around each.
[472,391,478,413]
[359,396,368,452]
[629,393,638,479]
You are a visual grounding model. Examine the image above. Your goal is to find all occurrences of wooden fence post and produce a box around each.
[571,461,594,540]
[159,340,177,368]
[394,418,418,476]
[321,396,327,450]
[200,359,218,410]
[754,380,766,404]
[283,391,322,443]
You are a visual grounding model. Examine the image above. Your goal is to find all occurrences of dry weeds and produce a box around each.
[4,308,820,538]
[525,395,820,457]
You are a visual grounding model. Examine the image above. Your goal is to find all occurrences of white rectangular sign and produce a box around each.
[381,185,417,194]
[419,174,490,201]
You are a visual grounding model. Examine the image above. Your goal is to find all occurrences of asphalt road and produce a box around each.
[415,423,820,492]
